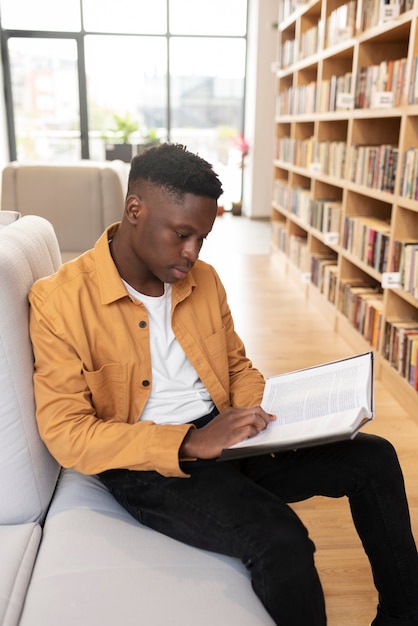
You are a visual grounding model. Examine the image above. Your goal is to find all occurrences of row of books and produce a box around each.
[273,182,342,236]
[272,179,291,211]
[294,82,317,114]
[337,279,383,348]
[278,0,412,28]
[288,234,310,272]
[290,186,311,222]
[277,55,410,114]
[276,88,294,116]
[360,0,413,32]
[271,220,288,255]
[310,253,338,294]
[399,148,418,200]
[278,0,309,23]
[280,239,384,342]
[355,58,407,109]
[279,38,297,69]
[278,2,413,71]
[310,199,342,235]
[408,57,418,105]
[274,199,416,299]
[317,73,353,113]
[325,1,357,48]
[391,240,418,299]
[299,23,321,61]
[279,30,322,69]
[348,144,398,193]
[271,226,310,274]
[276,137,346,177]
[323,263,338,305]
[342,215,391,273]
[382,318,418,389]
[273,228,418,388]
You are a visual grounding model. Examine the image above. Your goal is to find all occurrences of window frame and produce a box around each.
[0,0,248,162]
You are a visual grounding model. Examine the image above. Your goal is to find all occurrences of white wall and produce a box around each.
[243,0,278,218]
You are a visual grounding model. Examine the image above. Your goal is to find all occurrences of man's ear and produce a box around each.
[125,195,142,224]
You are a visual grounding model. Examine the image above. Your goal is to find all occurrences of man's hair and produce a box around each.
[128,143,223,200]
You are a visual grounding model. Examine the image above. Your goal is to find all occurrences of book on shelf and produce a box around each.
[361,296,384,348]
[310,254,338,292]
[408,337,418,390]
[337,280,382,333]
[408,56,418,104]
[342,215,391,271]
[382,319,418,381]
[219,352,374,461]
[310,199,341,234]
[323,264,338,304]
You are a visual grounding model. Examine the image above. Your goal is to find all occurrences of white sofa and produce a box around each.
[0,213,274,626]
[0,161,127,261]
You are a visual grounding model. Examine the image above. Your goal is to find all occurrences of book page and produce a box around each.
[261,352,372,424]
[223,352,373,456]
[227,406,372,453]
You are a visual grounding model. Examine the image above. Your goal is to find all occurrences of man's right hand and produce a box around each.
[179,406,276,460]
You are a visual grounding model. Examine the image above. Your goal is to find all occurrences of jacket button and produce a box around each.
[139,320,147,328]
[142,380,150,387]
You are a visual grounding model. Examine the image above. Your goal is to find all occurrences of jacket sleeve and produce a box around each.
[29,291,193,478]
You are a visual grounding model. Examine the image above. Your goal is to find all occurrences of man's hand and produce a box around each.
[180,406,276,460]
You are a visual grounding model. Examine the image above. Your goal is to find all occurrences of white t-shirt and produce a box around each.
[123,280,214,425]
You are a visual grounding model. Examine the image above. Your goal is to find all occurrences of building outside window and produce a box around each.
[0,0,248,207]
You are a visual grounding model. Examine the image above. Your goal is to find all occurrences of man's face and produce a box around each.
[128,183,218,285]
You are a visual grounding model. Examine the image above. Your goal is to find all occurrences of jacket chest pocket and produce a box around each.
[83,362,128,422]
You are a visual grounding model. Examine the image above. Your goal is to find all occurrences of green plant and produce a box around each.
[110,112,139,144]
[144,127,160,144]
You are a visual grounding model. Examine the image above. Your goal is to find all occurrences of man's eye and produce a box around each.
[175,232,187,239]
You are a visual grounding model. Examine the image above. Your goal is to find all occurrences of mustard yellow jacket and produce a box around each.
[29,223,265,477]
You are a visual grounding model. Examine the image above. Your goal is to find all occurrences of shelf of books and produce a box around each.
[272,0,418,414]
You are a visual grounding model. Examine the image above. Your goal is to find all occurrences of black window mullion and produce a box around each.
[76,34,89,159]
[1,31,16,160]
[166,0,171,142]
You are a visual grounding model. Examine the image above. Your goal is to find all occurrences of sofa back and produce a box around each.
[0,215,61,525]
[1,161,127,258]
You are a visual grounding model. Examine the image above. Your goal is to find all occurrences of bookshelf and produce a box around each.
[272,0,418,415]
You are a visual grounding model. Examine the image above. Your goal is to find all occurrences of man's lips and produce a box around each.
[172,266,191,280]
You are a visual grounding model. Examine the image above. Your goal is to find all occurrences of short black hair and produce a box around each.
[128,143,223,200]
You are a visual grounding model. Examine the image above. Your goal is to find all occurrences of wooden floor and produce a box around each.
[201,213,418,626]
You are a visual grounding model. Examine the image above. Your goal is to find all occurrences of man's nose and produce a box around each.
[182,239,201,262]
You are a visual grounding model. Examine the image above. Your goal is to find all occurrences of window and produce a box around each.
[6,37,81,161]
[1,0,248,202]
[0,0,80,31]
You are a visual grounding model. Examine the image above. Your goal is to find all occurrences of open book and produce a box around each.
[219,352,374,461]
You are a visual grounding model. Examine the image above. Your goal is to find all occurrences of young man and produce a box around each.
[29,143,418,625]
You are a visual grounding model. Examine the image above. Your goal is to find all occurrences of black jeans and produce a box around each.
[98,422,418,626]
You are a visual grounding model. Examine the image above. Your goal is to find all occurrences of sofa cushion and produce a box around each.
[0,523,41,626]
[20,469,274,626]
[1,161,127,256]
[0,216,61,524]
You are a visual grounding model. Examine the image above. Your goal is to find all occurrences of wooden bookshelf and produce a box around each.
[272,0,418,414]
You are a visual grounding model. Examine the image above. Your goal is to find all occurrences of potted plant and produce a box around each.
[104,112,139,163]
[137,127,161,153]
[231,132,249,216]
